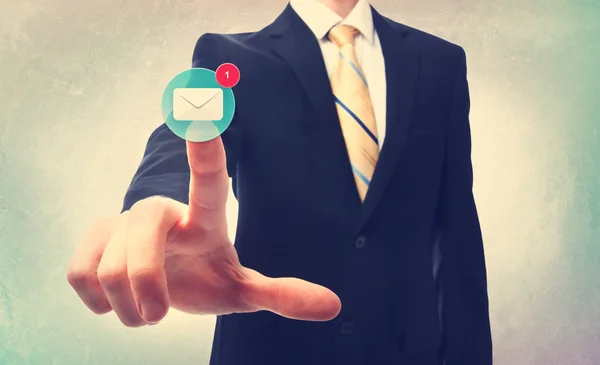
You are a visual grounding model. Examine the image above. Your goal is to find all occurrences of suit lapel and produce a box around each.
[264,4,341,131]
[359,8,420,227]
[264,4,364,213]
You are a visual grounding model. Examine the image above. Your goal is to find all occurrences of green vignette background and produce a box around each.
[0,0,599,364]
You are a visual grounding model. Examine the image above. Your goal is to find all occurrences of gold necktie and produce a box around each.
[328,24,379,202]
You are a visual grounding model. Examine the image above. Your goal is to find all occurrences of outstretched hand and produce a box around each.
[67,137,341,326]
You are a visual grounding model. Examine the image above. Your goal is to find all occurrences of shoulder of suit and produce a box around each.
[191,31,261,68]
[195,32,259,48]
[384,17,465,58]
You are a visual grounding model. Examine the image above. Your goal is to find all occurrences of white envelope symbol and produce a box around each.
[172,88,223,121]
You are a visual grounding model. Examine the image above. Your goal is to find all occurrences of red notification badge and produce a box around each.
[215,63,241,88]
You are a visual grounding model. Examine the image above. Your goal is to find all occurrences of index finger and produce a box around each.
[186,137,230,228]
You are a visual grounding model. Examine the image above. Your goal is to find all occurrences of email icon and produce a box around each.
[173,88,224,121]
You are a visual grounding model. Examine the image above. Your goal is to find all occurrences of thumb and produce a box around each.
[242,269,342,321]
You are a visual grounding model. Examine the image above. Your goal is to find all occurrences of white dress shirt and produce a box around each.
[290,0,387,151]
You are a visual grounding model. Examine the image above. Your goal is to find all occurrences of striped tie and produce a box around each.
[328,24,379,202]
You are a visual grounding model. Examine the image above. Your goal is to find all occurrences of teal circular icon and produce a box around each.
[161,68,236,142]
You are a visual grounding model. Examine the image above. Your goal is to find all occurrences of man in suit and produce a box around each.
[66,0,493,364]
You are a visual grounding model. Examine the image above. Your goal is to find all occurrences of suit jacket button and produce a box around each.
[354,235,366,249]
[340,321,355,334]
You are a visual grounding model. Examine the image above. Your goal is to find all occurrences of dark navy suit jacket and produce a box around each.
[122,4,492,365]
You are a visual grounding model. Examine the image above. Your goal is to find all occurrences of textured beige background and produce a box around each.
[1,0,599,364]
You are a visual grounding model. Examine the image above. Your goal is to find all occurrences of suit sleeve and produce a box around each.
[121,34,242,212]
[437,47,493,365]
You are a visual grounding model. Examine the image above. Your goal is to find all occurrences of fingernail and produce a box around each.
[140,300,165,323]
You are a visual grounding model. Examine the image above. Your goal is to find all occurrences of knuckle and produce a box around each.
[129,196,173,227]
[66,269,96,289]
[193,166,226,180]
[190,184,228,210]
[97,267,128,291]
[128,266,162,284]
[130,196,168,215]
[190,195,221,211]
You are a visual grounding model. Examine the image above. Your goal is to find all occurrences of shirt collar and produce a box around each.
[289,0,375,44]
